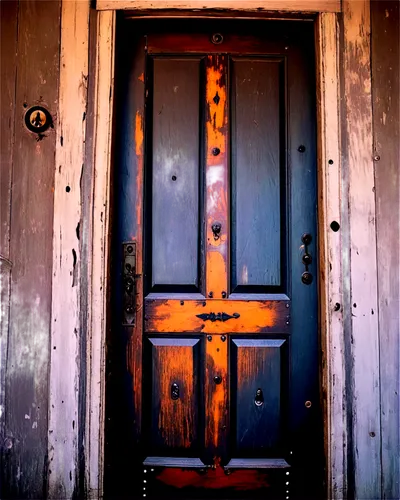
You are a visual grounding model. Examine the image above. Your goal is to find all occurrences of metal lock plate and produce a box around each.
[123,242,136,325]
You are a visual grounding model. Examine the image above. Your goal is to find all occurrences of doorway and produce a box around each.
[106,18,322,500]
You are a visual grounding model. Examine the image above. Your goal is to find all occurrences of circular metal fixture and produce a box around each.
[211,33,223,45]
[24,105,52,134]
[301,271,313,285]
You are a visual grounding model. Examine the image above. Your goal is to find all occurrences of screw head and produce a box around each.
[213,375,222,384]
[127,245,133,254]
[301,272,313,285]
[207,335,212,342]
[221,291,226,298]
[211,33,223,45]
[298,145,306,153]
[211,147,220,156]
[302,253,312,266]
[208,291,214,298]
[373,154,380,162]
[221,335,226,342]
[301,233,312,245]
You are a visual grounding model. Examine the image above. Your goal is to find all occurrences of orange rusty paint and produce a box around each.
[205,55,229,298]
[138,72,144,82]
[153,344,196,449]
[126,108,145,438]
[144,298,288,334]
[156,465,271,490]
[206,336,228,455]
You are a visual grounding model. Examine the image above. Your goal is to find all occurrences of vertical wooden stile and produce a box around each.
[205,55,229,299]
[342,1,381,498]
[49,1,90,497]
[315,13,346,500]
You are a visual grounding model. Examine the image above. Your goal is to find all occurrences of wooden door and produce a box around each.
[107,19,321,500]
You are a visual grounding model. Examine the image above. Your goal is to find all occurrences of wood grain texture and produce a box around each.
[205,335,228,463]
[48,1,89,498]
[232,339,286,453]
[370,1,400,498]
[315,13,347,500]
[148,337,200,451]
[231,58,282,288]
[96,0,341,13]
[205,55,229,298]
[151,57,201,287]
[86,10,116,499]
[1,1,61,497]
[145,298,290,333]
[342,1,381,498]
[0,0,18,479]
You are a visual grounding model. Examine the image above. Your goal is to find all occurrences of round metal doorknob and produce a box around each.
[301,272,313,285]
[213,375,222,385]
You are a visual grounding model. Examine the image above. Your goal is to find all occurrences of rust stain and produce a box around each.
[155,346,195,449]
[138,72,144,82]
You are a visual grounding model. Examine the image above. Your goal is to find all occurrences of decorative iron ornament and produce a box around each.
[196,312,240,322]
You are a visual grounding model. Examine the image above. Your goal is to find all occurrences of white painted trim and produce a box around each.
[96,0,341,13]
[315,13,347,499]
[86,10,116,499]
[49,1,90,498]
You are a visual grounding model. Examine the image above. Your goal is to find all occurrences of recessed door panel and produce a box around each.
[231,338,287,455]
[147,337,202,454]
[151,57,201,289]
[231,59,283,291]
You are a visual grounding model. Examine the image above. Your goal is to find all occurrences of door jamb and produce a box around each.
[49,2,378,499]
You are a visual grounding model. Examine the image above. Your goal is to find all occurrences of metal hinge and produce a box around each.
[122,242,136,325]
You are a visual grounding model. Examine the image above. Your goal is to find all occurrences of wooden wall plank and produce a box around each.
[315,13,347,500]
[342,1,381,498]
[86,10,116,498]
[0,0,18,475]
[96,0,341,13]
[48,1,90,498]
[371,1,400,498]
[2,1,61,497]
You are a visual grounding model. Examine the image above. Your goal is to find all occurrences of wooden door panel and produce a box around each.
[150,57,202,289]
[230,338,287,455]
[231,58,283,290]
[147,337,203,455]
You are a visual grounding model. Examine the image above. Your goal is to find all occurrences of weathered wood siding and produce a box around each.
[0,0,61,498]
[371,1,400,498]
[0,1,399,498]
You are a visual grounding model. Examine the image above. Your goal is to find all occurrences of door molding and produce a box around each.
[49,2,380,499]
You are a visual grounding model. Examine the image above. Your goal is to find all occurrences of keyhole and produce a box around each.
[31,111,44,127]
[255,388,264,407]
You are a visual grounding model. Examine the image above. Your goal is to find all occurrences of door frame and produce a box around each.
[49,1,381,499]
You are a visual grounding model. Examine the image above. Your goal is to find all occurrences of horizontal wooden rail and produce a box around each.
[96,0,341,13]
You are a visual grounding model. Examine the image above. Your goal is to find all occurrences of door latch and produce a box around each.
[123,242,136,325]
[301,233,313,285]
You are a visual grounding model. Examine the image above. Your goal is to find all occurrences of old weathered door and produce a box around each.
[107,19,321,500]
